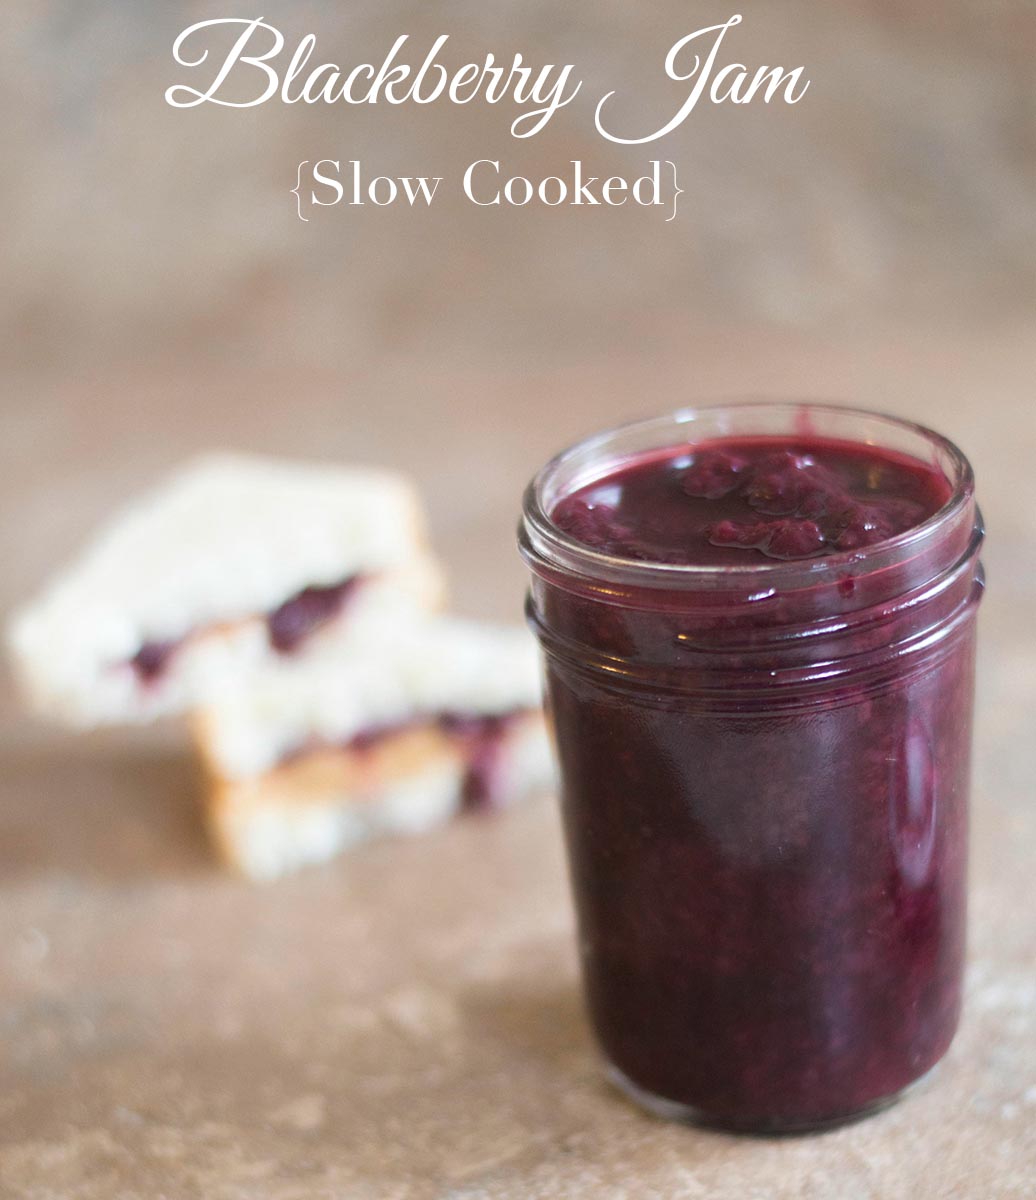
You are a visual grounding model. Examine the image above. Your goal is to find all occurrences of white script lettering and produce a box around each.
[594,15,809,144]
[165,21,580,137]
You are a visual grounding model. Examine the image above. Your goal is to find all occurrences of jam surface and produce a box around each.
[552,436,950,565]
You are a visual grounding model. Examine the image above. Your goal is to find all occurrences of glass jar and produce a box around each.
[519,403,984,1133]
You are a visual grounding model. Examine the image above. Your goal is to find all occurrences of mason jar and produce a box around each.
[520,403,984,1133]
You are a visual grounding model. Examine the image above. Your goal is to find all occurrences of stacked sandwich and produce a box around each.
[7,455,553,879]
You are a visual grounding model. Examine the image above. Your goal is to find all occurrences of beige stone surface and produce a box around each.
[1,326,1035,1197]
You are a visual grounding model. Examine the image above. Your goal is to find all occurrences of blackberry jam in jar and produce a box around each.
[519,404,983,1133]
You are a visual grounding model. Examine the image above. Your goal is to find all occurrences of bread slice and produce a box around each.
[194,618,555,880]
[6,454,444,726]
[201,713,552,881]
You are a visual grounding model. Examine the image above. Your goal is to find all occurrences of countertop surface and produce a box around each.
[1,327,1035,1198]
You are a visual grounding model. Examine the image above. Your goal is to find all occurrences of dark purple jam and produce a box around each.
[552,436,950,565]
[130,637,181,684]
[523,424,982,1132]
[439,712,517,811]
[267,577,360,654]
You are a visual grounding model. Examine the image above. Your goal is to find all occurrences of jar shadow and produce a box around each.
[459,975,591,1073]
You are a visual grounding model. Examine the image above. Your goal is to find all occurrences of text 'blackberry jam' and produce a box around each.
[519,403,983,1133]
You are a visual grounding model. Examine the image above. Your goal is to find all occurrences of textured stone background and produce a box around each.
[1,3,1035,1198]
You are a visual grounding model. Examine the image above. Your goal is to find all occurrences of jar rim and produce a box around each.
[521,401,975,592]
